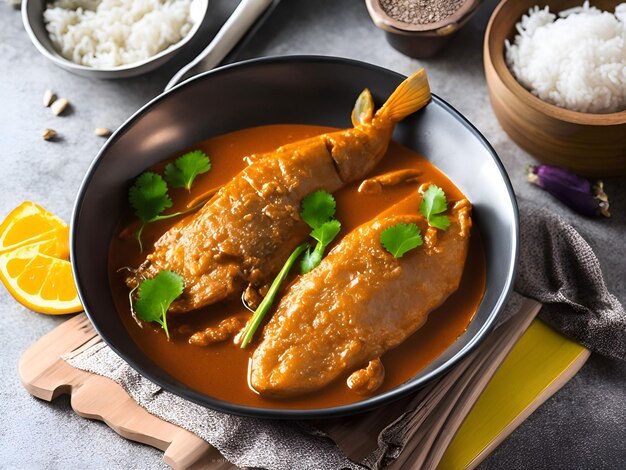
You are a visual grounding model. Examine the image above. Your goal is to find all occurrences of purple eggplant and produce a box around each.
[527,164,610,218]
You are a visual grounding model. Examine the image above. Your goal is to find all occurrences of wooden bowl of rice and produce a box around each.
[484,0,626,176]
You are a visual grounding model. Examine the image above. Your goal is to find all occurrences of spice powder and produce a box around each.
[380,0,465,25]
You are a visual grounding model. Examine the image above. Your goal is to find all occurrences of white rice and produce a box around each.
[505,2,626,114]
[44,0,193,69]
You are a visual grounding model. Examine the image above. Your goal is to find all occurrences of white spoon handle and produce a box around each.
[165,0,274,92]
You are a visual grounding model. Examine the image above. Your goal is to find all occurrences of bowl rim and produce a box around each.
[485,0,626,125]
[365,0,480,34]
[71,55,519,419]
[21,0,208,74]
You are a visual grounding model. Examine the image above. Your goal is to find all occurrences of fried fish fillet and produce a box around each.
[250,199,471,397]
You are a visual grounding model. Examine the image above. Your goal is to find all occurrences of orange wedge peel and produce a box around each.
[0,202,82,314]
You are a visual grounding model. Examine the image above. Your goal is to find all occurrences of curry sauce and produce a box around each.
[108,124,486,410]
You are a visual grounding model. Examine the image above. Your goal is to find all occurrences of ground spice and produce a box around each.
[380,0,465,25]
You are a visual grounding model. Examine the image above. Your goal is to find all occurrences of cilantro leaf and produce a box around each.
[300,190,336,229]
[300,247,322,274]
[134,270,184,340]
[298,192,341,273]
[301,219,341,274]
[129,172,172,222]
[128,166,210,251]
[310,220,341,246]
[380,223,423,258]
[420,184,450,230]
[428,214,451,231]
[164,150,211,191]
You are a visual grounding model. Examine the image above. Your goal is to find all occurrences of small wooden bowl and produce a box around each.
[484,0,626,176]
[365,0,481,58]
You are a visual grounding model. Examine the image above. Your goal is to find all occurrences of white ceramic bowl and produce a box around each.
[22,0,209,79]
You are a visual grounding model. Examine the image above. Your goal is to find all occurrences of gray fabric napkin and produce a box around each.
[515,200,626,360]
[66,198,626,470]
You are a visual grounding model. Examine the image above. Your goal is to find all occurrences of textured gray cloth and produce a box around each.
[515,199,626,360]
[66,198,626,470]
[68,342,363,470]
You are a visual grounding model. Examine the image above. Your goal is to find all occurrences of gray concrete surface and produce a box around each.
[1,0,625,469]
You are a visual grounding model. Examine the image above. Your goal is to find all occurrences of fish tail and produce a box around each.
[376,69,431,123]
[351,88,374,126]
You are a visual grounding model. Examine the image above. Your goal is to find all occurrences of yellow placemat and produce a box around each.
[438,319,590,469]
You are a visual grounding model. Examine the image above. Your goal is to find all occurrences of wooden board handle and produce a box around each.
[18,313,226,470]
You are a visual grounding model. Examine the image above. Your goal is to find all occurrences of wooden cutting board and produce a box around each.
[18,312,589,469]
[19,314,231,470]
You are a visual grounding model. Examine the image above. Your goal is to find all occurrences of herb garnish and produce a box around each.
[300,219,341,273]
[380,223,423,258]
[129,172,173,222]
[134,270,184,340]
[300,190,336,228]
[128,150,211,251]
[299,191,341,274]
[240,190,341,348]
[240,243,308,348]
[164,150,211,191]
[419,184,450,230]
[380,184,450,258]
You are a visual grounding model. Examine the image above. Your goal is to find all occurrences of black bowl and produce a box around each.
[71,56,518,419]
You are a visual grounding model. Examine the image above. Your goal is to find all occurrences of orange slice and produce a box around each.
[0,246,82,314]
[0,202,70,259]
[0,202,81,314]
